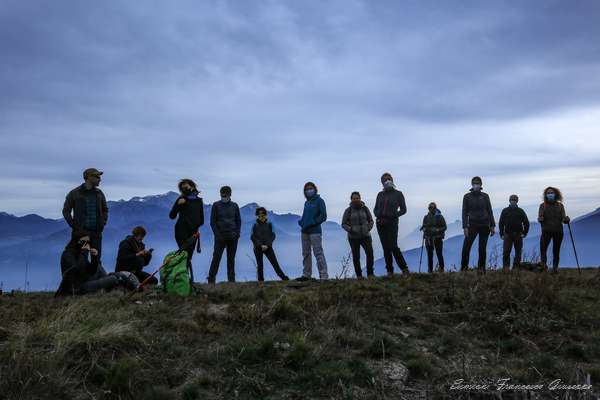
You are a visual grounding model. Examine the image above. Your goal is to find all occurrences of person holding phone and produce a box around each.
[56,230,122,296]
[115,226,156,284]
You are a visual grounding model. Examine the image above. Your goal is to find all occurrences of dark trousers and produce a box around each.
[208,238,238,283]
[349,236,375,277]
[502,232,523,270]
[461,226,490,271]
[540,230,564,269]
[79,265,118,294]
[135,270,158,285]
[376,222,408,273]
[176,233,198,281]
[254,246,287,281]
[425,237,444,273]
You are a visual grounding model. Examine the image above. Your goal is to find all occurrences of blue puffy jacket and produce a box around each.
[298,194,327,234]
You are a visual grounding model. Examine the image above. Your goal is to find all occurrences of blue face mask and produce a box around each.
[546,193,556,202]
[304,189,316,198]
[509,201,518,208]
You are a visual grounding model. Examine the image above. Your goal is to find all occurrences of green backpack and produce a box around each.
[160,250,192,297]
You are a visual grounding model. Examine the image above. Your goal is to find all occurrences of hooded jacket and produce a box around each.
[298,194,327,235]
[462,190,495,229]
[421,209,447,239]
[56,245,99,296]
[341,201,374,239]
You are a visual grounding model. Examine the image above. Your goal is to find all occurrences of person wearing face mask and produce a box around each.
[208,186,241,283]
[461,176,496,273]
[55,230,123,296]
[297,182,329,281]
[169,179,204,279]
[341,192,375,279]
[498,195,530,271]
[420,202,447,273]
[373,172,409,276]
[538,187,570,273]
[251,207,289,282]
[115,226,156,284]
[62,168,108,265]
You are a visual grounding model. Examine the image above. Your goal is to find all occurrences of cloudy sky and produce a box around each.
[1,0,600,230]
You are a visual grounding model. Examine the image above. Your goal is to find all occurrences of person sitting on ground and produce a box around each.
[251,207,289,282]
[538,187,570,273]
[56,230,138,296]
[115,226,156,285]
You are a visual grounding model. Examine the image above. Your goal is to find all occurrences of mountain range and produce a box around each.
[1,192,598,291]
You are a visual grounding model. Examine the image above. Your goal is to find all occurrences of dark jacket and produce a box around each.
[62,184,108,232]
[421,209,447,239]
[115,235,152,273]
[341,202,374,239]
[499,206,530,236]
[56,247,99,295]
[462,190,495,229]
[169,193,205,243]
[210,200,241,241]
[373,188,407,224]
[251,220,276,248]
[538,202,567,233]
[298,194,327,235]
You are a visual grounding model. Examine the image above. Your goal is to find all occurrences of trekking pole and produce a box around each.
[567,222,581,275]
[130,232,200,298]
[418,237,425,273]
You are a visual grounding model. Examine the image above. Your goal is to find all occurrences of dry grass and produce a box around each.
[1,269,600,399]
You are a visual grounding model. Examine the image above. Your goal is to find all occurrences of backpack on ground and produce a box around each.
[159,250,192,297]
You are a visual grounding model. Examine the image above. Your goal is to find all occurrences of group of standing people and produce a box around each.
[56,168,573,296]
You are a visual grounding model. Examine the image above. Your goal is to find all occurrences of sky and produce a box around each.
[1,0,600,230]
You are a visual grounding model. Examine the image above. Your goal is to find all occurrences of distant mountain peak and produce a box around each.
[241,202,259,210]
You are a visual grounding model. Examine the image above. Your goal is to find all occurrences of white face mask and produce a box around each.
[221,196,231,203]
[383,180,394,189]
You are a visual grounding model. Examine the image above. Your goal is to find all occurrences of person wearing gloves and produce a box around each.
[373,172,410,276]
[461,176,495,273]
[499,195,530,271]
[342,192,375,279]
[538,187,570,273]
[297,182,329,281]
[420,202,447,273]
[251,207,289,282]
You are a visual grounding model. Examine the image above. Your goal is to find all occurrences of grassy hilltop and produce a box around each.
[1,269,600,399]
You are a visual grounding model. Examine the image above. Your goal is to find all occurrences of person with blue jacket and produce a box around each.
[297,182,329,281]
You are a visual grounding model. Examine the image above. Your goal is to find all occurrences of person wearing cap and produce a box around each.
[208,186,241,283]
[373,172,410,276]
[498,195,530,271]
[461,176,495,273]
[62,168,108,264]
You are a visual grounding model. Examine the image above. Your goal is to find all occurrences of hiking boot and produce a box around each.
[551,267,559,275]
[386,271,394,278]
[295,276,310,282]
[367,274,375,280]
[401,267,410,275]
[281,276,290,281]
